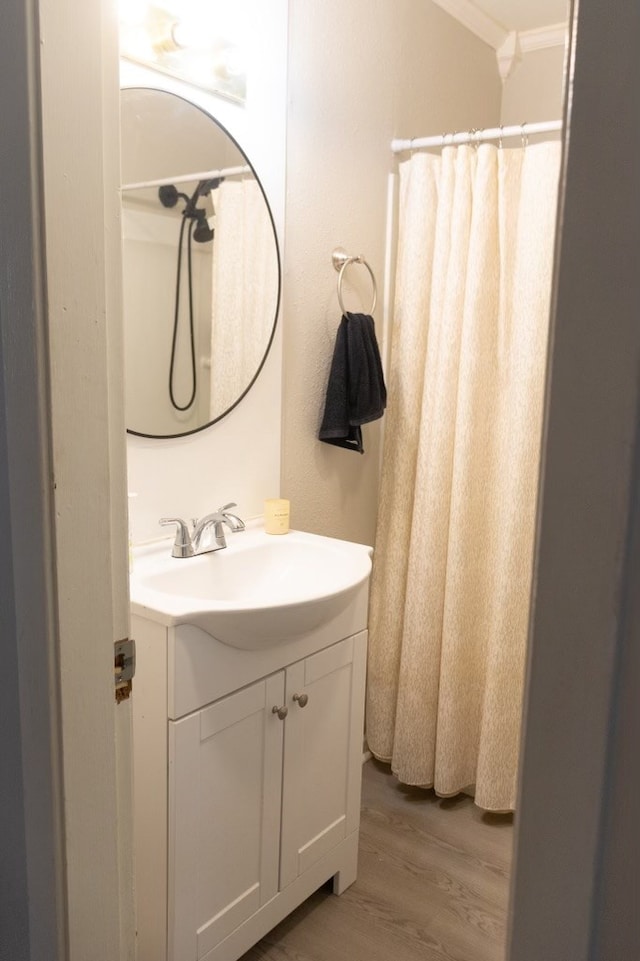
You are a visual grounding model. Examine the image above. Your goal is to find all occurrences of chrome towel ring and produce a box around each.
[332,247,377,315]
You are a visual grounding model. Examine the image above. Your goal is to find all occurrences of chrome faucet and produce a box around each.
[159,503,245,558]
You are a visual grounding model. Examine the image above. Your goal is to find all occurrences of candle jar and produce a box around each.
[264,498,290,534]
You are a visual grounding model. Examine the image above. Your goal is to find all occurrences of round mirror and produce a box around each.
[120,88,280,438]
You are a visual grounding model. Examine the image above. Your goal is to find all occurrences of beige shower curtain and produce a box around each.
[366,142,561,811]
[209,178,278,415]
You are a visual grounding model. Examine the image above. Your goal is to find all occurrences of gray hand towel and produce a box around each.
[319,312,387,454]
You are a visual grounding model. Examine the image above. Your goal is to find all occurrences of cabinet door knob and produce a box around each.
[272,705,288,720]
[293,693,309,708]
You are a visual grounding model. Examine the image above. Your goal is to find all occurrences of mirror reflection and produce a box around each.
[120,88,280,438]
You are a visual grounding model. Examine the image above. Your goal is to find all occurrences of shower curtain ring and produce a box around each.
[498,125,504,149]
[521,122,529,148]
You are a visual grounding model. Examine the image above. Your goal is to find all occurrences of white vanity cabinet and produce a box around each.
[169,673,285,960]
[279,637,365,888]
[132,609,368,961]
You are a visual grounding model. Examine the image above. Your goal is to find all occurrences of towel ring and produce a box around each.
[332,247,377,315]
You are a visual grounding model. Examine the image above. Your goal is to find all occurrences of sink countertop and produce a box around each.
[129,524,373,649]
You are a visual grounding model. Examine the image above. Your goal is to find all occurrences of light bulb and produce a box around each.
[171,19,205,50]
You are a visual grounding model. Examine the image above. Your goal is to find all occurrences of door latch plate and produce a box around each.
[114,638,136,703]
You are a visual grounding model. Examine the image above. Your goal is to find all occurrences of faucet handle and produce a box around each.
[216,502,245,532]
[159,517,194,558]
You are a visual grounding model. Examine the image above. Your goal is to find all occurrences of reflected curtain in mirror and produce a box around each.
[210,179,280,416]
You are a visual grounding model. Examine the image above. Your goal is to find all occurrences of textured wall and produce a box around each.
[282,0,502,545]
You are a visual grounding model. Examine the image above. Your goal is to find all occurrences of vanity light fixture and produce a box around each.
[118,0,248,103]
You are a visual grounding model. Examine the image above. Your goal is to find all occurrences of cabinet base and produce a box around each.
[200,831,359,961]
[332,853,358,896]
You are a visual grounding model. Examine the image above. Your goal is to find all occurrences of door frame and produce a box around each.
[0,0,134,956]
[2,0,639,958]
[0,0,66,951]
[508,1,640,957]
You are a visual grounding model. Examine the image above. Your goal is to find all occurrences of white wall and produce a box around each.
[281,0,502,545]
[123,0,288,545]
[501,44,566,127]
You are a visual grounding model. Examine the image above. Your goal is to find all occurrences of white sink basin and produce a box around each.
[130,525,372,649]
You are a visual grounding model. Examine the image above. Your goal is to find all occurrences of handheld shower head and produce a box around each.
[193,210,214,243]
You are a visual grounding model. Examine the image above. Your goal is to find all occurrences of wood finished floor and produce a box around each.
[241,759,513,961]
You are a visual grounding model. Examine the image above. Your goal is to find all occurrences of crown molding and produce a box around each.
[497,22,567,81]
[496,31,522,82]
[431,0,508,50]
[432,1,568,55]
[519,22,568,52]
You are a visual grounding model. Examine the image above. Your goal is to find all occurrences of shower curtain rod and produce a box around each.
[121,164,251,192]
[391,119,562,153]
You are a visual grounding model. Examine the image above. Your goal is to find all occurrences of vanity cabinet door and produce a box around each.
[168,673,285,961]
[279,632,367,889]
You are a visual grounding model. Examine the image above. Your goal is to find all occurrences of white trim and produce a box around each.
[430,0,508,50]
[37,0,135,953]
[520,22,568,53]
[496,23,567,87]
[496,31,523,82]
[432,1,567,54]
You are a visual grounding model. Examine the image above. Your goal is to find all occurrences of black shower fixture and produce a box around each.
[159,176,224,411]
[159,177,224,242]
[158,183,189,209]
[193,209,214,243]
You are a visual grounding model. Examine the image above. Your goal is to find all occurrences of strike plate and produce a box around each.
[115,638,136,703]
